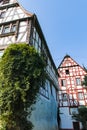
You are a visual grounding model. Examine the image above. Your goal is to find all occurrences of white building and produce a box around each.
[0,0,58,130]
[58,55,87,130]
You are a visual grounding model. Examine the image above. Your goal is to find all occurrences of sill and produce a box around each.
[0,32,15,37]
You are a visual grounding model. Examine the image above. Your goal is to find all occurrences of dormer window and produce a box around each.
[3,0,10,4]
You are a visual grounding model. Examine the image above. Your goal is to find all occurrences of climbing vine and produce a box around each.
[0,43,46,130]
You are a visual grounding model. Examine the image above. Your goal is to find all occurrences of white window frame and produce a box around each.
[78,92,84,100]
[76,78,81,86]
[1,22,17,34]
[11,24,17,32]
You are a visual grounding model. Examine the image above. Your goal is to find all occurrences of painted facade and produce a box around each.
[0,0,58,130]
[58,55,87,130]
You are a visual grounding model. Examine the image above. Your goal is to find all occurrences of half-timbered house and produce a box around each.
[0,0,58,130]
[58,55,87,130]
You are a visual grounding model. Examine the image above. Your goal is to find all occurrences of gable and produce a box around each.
[60,56,77,68]
[58,55,87,77]
[0,0,33,24]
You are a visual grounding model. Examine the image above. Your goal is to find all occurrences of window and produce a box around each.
[0,11,5,18]
[78,92,84,100]
[76,78,81,85]
[11,24,17,32]
[65,69,69,74]
[61,79,66,87]
[3,0,9,4]
[3,25,10,33]
[1,22,17,34]
[39,80,49,99]
[84,93,87,99]
[62,93,68,100]
[69,107,78,115]
[70,99,78,106]
[32,27,41,53]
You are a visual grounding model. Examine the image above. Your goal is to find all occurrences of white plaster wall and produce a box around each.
[60,107,73,129]
[29,95,58,130]
[0,5,31,24]
[60,107,83,130]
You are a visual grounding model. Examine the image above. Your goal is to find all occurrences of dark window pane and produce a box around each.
[65,69,69,74]
[61,79,66,86]
[3,25,10,33]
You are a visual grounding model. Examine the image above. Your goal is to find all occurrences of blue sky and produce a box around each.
[19,0,87,68]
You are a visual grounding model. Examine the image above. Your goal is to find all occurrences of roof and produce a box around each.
[58,54,87,73]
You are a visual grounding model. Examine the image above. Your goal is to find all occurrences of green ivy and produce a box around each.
[0,43,47,130]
